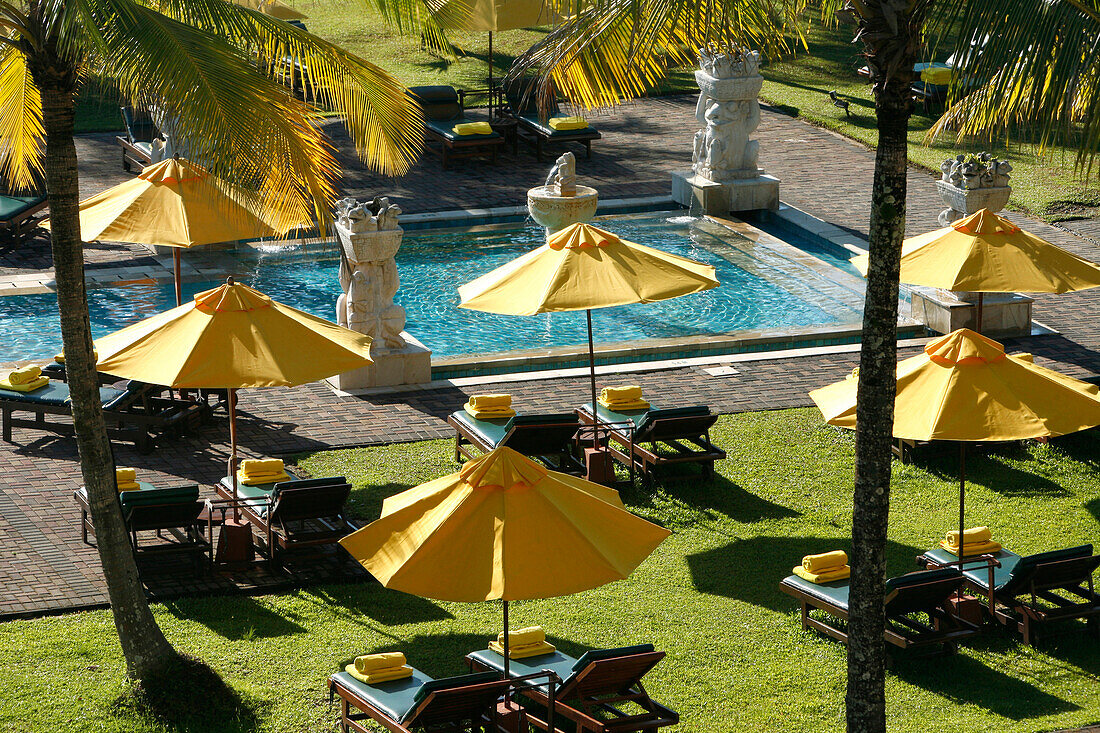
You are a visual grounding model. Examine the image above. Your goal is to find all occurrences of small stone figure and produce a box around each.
[936,152,1013,225]
[545,152,577,197]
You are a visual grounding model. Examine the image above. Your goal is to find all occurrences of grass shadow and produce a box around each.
[686,535,925,612]
[891,652,1079,718]
[1086,498,1100,524]
[303,583,454,626]
[164,597,306,640]
[622,472,800,525]
[345,481,420,522]
[905,443,1066,497]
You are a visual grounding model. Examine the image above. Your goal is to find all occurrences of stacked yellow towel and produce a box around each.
[548,116,588,131]
[940,526,1001,557]
[116,468,139,492]
[453,121,493,135]
[53,350,97,364]
[488,625,556,659]
[237,458,290,486]
[793,551,851,583]
[345,652,414,685]
[597,385,650,411]
[464,394,516,419]
[0,371,49,392]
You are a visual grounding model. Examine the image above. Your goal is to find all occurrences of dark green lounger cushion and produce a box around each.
[219,475,299,517]
[331,667,435,723]
[923,547,1022,591]
[0,194,46,220]
[884,566,963,592]
[582,402,652,426]
[411,671,499,705]
[510,413,578,428]
[635,406,712,435]
[0,381,126,407]
[121,484,200,508]
[409,85,462,120]
[425,118,500,142]
[451,410,514,448]
[77,481,157,503]
[782,574,853,609]
[571,644,655,672]
[517,113,599,138]
[468,648,577,688]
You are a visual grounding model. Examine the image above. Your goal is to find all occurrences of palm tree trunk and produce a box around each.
[847,77,911,732]
[34,59,178,680]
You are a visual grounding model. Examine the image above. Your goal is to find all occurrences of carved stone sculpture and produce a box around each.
[690,47,764,182]
[544,152,578,197]
[936,152,1012,225]
[334,197,407,350]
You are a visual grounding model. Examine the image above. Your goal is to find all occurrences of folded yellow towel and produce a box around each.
[488,640,557,659]
[548,116,588,131]
[236,469,291,486]
[497,625,545,647]
[939,540,1002,557]
[53,350,97,364]
[464,402,516,420]
[354,652,407,674]
[6,366,42,386]
[920,66,953,85]
[0,376,49,392]
[601,386,642,403]
[453,121,493,135]
[240,458,284,476]
[802,551,848,573]
[116,468,136,483]
[344,663,414,685]
[793,565,851,584]
[598,398,650,411]
[945,526,992,546]
[469,394,512,410]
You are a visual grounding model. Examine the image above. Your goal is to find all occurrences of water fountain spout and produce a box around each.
[527,152,598,237]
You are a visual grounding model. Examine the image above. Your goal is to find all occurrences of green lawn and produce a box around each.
[3,408,1099,732]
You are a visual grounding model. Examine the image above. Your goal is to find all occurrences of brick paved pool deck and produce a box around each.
[2,95,1099,617]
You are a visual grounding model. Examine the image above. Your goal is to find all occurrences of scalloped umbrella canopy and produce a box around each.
[340,446,669,602]
[809,328,1100,441]
[94,280,373,388]
[851,209,1100,293]
[231,0,308,21]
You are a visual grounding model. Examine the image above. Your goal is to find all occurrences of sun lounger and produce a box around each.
[920,544,1100,645]
[75,482,208,572]
[503,79,601,162]
[575,403,725,485]
[115,106,162,171]
[214,475,357,567]
[408,86,504,170]
[780,567,981,654]
[0,379,206,452]
[466,643,678,733]
[448,410,584,475]
[328,665,510,733]
[0,193,48,248]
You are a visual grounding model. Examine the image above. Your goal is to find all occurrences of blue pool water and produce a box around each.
[0,214,864,362]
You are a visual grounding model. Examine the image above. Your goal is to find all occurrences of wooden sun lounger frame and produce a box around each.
[0,195,47,248]
[411,86,504,170]
[922,552,1100,646]
[448,413,585,476]
[466,650,679,733]
[75,486,208,573]
[575,406,726,486]
[328,673,512,733]
[780,574,981,654]
[212,478,358,568]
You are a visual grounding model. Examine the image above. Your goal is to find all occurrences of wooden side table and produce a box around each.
[489,116,519,156]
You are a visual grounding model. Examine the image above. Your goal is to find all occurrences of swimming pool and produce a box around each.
[0,212,870,365]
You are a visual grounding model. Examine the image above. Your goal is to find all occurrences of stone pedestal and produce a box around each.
[936,153,1012,225]
[330,197,431,388]
[936,181,1011,226]
[527,184,598,234]
[910,286,1032,337]
[672,48,779,213]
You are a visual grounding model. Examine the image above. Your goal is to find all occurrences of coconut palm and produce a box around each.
[0,0,422,682]
[503,0,1100,730]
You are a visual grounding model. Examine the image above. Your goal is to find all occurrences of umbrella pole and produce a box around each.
[229,388,240,520]
[587,309,599,450]
[958,442,966,563]
[487,31,493,91]
[173,248,182,307]
[502,598,510,680]
[975,293,984,334]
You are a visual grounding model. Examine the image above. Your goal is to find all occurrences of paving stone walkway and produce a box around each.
[2,95,1099,618]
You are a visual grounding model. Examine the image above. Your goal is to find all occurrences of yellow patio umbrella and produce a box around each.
[809,328,1100,556]
[94,278,372,494]
[340,446,670,675]
[851,208,1100,330]
[436,0,553,88]
[231,0,308,21]
[458,222,719,442]
[45,158,304,306]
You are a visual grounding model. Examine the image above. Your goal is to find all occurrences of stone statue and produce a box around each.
[545,152,577,197]
[690,47,764,182]
[935,152,1013,225]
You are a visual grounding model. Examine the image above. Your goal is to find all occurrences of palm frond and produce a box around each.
[928,0,1100,171]
[0,41,44,190]
[361,0,463,59]
[508,0,808,111]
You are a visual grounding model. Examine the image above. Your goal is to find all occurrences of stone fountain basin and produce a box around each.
[527,185,599,233]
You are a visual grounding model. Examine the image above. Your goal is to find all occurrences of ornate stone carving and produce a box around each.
[691,47,764,183]
[936,152,1012,225]
[334,196,407,351]
[544,152,577,197]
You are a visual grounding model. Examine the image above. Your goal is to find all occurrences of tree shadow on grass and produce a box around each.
[906,443,1065,498]
[1086,498,1100,524]
[300,583,454,627]
[891,652,1079,719]
[622,472,800,525]
[164,597,307,640]
[111,654,262,733]
[686,535,925,613]
[345,481,421,523]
